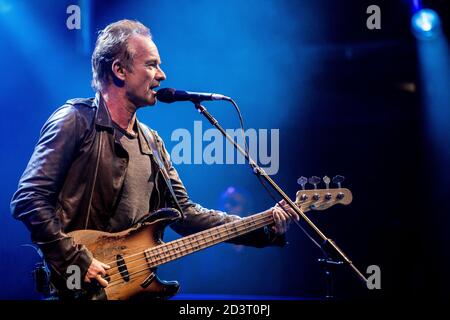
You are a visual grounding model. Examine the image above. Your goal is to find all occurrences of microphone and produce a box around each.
[156,88,231,103]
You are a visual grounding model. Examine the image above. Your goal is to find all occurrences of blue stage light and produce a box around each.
[411,9,441,39]
[0,0,12,13]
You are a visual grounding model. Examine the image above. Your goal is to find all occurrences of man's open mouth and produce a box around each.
[150,85,159,95]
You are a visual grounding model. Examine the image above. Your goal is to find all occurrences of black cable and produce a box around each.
[227,99,328,256]
[229,99,250,159]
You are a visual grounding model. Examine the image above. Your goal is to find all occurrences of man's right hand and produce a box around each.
[84,258,111,287]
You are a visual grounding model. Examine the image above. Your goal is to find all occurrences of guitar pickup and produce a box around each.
[116,255,130,282]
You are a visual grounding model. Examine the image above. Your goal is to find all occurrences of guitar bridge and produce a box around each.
[140,272,155,288]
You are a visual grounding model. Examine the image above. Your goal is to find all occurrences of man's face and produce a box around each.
[122,35,166,108]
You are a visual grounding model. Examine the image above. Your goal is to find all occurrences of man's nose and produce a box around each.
[156,66,166,81]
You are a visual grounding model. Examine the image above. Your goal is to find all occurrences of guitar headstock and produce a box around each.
[295,175,353,212]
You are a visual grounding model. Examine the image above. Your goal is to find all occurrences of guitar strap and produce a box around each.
[139,125,184,218]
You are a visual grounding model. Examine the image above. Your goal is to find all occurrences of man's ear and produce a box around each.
[112,59,126,81]
[111,59,126,87]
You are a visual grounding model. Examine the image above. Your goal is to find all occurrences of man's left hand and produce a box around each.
[270,199,300,235]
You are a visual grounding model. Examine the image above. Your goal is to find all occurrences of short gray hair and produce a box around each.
[91,19,151,91]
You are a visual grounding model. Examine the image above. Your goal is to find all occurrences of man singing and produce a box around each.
[11,19,298,299]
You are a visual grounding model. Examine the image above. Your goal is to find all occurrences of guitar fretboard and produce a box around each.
[143,210,274,267]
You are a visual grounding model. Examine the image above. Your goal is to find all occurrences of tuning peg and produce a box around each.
[323,176,330,189]
[308,176,321,189]
[332,175,345,188]
[297,176,308,190]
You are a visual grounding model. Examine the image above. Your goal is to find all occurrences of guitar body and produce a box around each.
[58,208,181,300]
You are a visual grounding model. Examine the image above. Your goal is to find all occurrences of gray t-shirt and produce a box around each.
[108,125,155,231]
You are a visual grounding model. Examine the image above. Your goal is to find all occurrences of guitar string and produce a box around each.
[102,211,266,267]
[104,214,274,284]
[99,197,334,283]
[105,193,345,288]
[105,217,273,288]
[99,197,316,280]
[101,196,321,269]
[100,196,339,282]
[105,216,274,289]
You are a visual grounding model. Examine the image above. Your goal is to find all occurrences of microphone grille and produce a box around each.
[156,88,176,103]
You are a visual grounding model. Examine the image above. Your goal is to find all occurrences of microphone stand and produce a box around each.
[193,102,368,291]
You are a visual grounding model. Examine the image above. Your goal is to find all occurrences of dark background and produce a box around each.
[0,0,449,300]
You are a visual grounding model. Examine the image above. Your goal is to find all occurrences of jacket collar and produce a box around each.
[94,92,152,155]
[94,92,114,129]
[136,118,152,155]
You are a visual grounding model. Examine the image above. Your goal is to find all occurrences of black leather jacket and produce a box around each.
[11,93,284,281]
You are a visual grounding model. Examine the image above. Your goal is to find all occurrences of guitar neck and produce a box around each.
[143,187,352,267]
[145,210,274,267]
